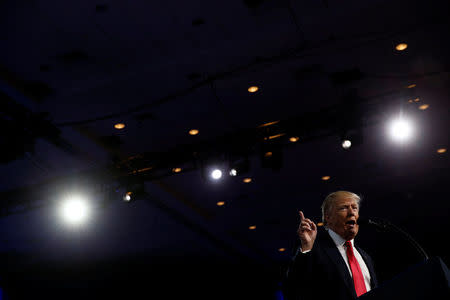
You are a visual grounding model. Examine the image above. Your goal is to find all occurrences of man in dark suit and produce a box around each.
[284,191,378,300]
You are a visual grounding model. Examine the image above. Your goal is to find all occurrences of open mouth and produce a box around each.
[346,220,356,225]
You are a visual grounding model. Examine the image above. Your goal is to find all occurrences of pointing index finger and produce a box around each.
[299,210,305,221]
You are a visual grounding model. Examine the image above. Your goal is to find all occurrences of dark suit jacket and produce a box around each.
[283,228,378,300]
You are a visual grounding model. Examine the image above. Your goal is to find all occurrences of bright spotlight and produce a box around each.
[342,139,352,149]
[229,169,237,176]
[60,195,90,226]
[211,169,223,180]
[123,192,132,202]
[389,118,413,142]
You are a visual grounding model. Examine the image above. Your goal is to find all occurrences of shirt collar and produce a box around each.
[327,228,354,248]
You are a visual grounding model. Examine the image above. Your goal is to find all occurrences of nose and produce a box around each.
[348,208,357,216]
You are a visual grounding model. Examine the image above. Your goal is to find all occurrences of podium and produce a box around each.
[360,257,450,299]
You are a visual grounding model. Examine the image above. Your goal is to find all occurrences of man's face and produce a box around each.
[325,197,359,241]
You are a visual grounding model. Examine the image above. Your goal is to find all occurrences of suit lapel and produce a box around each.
[322,233,357,298]
[356,246,378,289]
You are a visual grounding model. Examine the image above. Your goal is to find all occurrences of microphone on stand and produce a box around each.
[357,216,429,260]
[357,217,389,231]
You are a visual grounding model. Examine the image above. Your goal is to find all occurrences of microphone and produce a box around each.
[358,216,429,260]
[357,217,389,230]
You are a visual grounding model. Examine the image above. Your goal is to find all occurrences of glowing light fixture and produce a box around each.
[388,117,414,143]
[172,167,182,173]
[437,148,447,154]
[264,151,273,158]
[395,43,408,51]
[278,248,286,252]
[60,195,90,226]
[407,84,416,89]
[249,225,256,230]
[216,201,225,206]
[229,169,237,176]
[342,139,352,149]
[418,104,429,110]
[321,176,330,181]
[243,177,252,183]
[211,169,223,180]
[189,129,199,135]
[289,136,299,143]
[114,123,125,130]
[123,191,132,202]
[248,86,259,93]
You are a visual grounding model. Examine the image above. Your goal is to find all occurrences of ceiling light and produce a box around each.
[264,133,285,140]
[342,139,352,149]
[321,176,330,181]
[418,104,429,110]
[258,120,279,128]
[264,151,273,158]
[388,117,414,143]
[437,148,447,154]
[395,43,408,51]
[289,136,299,143]
[211,169,223,180]
[278,248,286,252]
[123,192,132,202]
[216,201,225,206]
[249,225,256,230]
[114,123,125,130]
[229,158,250,177]
[407,84,416,89]
[189,129,199,135]
[414,98,420,102]
[172,167,182,173]
[243,177,252,183]
[248,86,259,93]
[60,195,90,226]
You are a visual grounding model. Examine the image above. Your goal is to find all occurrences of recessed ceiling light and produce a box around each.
[321,176,331,181]
[414,98,420,102]
[249,225,256,230]
[407,84,416,89]
[216,201,225,206]
[395,43,408,51]
[418,104,429,110]
[264,151,273,158]
[248,86,259,93]
[289,136,299,142]
[114,123,125,129]
[172,167,182,173]
[278,248,286,252]
[189,129,199,135]
[243,178,252,183]
[437,148,447,154]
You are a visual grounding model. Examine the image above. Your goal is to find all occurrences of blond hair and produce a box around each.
[321,191,361,225]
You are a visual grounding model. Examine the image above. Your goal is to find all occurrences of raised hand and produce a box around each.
[297,211,318,252]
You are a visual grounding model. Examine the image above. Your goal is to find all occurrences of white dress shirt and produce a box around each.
[327,229,372,292]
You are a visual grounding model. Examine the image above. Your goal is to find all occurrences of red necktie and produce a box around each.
[345,241,367,297]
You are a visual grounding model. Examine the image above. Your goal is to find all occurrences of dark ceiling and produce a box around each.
[0,0,449,299]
